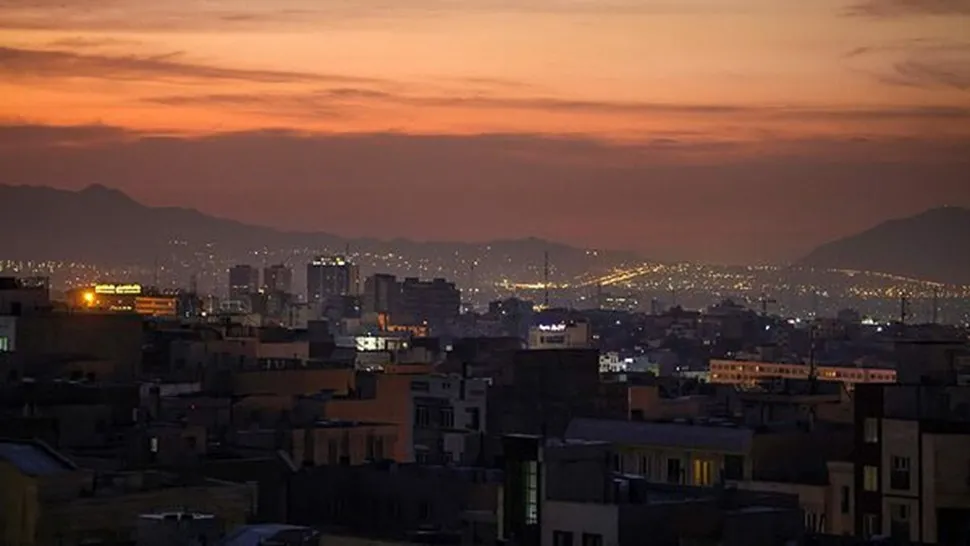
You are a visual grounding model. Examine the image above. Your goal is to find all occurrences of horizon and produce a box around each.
[4,181,968,268]
[1,0,969,263]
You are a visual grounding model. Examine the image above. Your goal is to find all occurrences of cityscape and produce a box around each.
[1,0,970,545]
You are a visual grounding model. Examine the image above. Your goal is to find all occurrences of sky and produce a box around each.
[0,0,968,263]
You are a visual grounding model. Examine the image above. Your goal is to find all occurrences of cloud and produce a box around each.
[883,59,970,90]
[143,89,970,123]
[0,46,380,85]
[0,0,739,32]
[846,0,970,17]
[844,39,970,91]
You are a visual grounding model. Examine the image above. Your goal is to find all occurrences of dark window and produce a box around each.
[666,458,682,483]
[889,503,910,540]
[415,405,431,427]
[441,407,455,429]
[411,381,430,392]
[375,436,385,460]
[328,439,339,464]
[638,456,648,476]
[553,531,574,546]
[366,434,375,460]
[466,407,481,431]
[419,500,432,521]
[723,455,745,480]
[863,514,879,538]
[582,534,602,546]
[890,456,911,490]
[840,485,850,514]
[613,453,622,472]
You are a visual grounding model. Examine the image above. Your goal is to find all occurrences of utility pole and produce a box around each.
[900,294,908,325]
[543,251,550,309]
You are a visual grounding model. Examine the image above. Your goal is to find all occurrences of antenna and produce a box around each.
[808,324,818,394]
[469,260,477,312]
[899,294,908,325]
[759,291,776,317]
[932,287,940,324]
[543,251,550,308]
[152,255,159,288]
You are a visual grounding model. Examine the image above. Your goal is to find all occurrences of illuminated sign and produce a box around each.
[537,323,567,332]
[94,283,142,295]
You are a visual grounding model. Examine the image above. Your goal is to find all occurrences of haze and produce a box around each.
[1,0,969,263]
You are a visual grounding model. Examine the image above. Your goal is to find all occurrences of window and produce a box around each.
[582,533,603,546]
[864,418,879,443]
[723,455,745,481]
[889,503,910,540]
[552,531,574,546]
[0,336,9,352]
[375,436,385,460]
[638,455,648,476]
[863,465,879,492]
[693,459,713,486]
[411,381,430,392]
[890,456,911,490]
[466,408,481,431]
[840,485,851,515]
[524,461,538,524]
[415,405,431,427]
[613,453,622,472]
[863,514,879,538]
[666,458,682,484]
[328,439,339,464]
[440,407,455,429]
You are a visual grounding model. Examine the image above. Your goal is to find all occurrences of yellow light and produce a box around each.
[83,291,95,304]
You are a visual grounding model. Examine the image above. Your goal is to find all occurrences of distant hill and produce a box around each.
[800,207,970,285]
[0,184,635,280]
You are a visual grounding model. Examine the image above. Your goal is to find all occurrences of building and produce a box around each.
[0,276,51,316]
[499,435,804,546]
[228,265,259,301]
[262,264,293,294]
[291,420,399,467]
[134,296,178,318]
[363,273,400,315]
[397,277,460,329]
[0,439,253,545]
[709,359,897,389]
[307,256,359,305]
[326,372,488,464]
[528,321,591,350]
[853,383,970,543]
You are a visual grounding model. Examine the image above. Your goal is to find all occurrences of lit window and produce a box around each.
[863,465,879,492]
[0,336,8,352]
[150,437,159,453]
[524,461,538,524]
[864,418,879,443]
[693,459,713,486]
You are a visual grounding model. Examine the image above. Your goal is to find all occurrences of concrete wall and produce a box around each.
[541,501,618,546]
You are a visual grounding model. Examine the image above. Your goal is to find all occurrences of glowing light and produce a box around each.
[83,291,95,304]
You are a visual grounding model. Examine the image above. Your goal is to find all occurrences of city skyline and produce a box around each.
[2,0,969,263]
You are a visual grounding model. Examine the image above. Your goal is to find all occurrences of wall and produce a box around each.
[541,501,618,546]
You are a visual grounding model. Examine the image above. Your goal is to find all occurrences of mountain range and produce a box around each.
[799,206,970,285]
[0,184,634,280]
[0,184,967,285]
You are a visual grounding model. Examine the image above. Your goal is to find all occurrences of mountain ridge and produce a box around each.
[0,184,636,278]
[800,206,970,285]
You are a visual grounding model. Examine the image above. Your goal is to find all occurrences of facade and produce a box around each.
[528,321,591,350]
[853,383,970,544]
[307,256,360,305]
[709,359,897,389]
[363,273,400,315]
[291,420,399,466]
[397,277,460,329]
[0,277,51,316]
[134,296,178,318]
[228,265,259,301]
[262,264,293,294]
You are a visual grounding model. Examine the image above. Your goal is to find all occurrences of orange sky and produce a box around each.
[1,0,968,142]
[1,0,968,262]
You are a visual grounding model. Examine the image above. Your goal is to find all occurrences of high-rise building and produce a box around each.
[362,273,400,315]
[306,256,359,304]
[398,277,460,329]
[228,265,259,300]
[263,264,293,294]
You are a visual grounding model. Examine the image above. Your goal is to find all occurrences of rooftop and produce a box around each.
[565,418,754,453]
[0,439,77,476]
